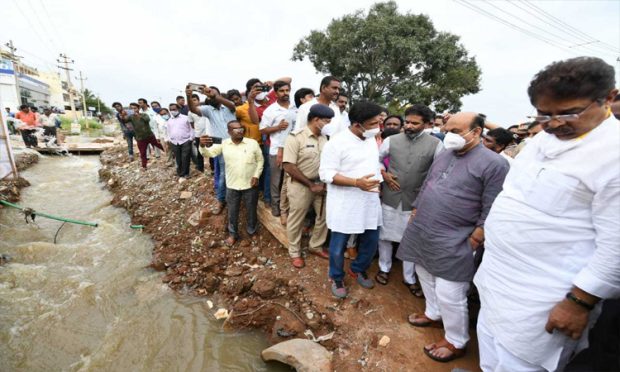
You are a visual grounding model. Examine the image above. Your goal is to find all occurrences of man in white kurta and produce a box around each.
[319,101,384,299]
[474,57,620,372]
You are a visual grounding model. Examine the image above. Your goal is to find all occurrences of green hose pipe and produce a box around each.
[0,200,99,227]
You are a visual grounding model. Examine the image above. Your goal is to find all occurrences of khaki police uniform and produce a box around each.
[282,127,328,258]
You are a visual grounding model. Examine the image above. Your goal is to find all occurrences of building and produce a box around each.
[0,53,51,111]
[38,70,81,115]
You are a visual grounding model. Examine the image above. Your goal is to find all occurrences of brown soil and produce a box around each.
[0,152,39,203]
[99,144,481,372]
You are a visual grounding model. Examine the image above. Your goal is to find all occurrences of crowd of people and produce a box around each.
[111,56,619,371]
[2,105,62,147]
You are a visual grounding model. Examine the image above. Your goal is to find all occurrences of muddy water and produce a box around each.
[0,157,285,371]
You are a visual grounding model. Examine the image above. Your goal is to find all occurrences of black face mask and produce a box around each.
[381,127,401,139]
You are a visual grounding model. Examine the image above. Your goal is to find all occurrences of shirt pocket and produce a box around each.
[519,166,587,216]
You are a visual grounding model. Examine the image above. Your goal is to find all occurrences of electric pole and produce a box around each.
[57,53,78,122]
[4,40,23,107]
[78,71,88,117]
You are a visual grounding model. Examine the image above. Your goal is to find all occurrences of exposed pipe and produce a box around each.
[0,200,98,227]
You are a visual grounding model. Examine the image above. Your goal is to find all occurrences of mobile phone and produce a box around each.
[260,85,270,92]
[211,137,223,144]
[188,83,204,92]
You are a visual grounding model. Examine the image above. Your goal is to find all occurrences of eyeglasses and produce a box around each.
[528,100,601,124]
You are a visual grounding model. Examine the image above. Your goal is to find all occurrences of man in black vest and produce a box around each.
[376,104,443,295]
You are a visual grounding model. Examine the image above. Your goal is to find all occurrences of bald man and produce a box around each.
[397,112,510,363]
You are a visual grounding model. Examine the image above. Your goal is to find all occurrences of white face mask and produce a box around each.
[256,92,268,102]
[360,125,380,139]
[423,128,433,134]
[443,129,474,151]
[170,111,180,117]
[161,114,170,120]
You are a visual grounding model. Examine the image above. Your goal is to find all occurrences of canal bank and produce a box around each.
[99,144,481,372]
[0,156,285,371]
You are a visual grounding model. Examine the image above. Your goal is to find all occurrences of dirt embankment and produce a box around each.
[0,152,39,203]
[99,144,480,372]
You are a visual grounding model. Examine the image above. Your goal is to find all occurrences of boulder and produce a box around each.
[261,338,332,372]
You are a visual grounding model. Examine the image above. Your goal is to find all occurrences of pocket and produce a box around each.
[521,167,587,216]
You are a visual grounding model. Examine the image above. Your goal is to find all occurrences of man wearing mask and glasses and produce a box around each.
[397,111,509,363]
[474,57,620,372]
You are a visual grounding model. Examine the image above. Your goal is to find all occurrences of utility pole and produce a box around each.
[57,53,78,122]
[4,40,23,107]
[77,71,88,117]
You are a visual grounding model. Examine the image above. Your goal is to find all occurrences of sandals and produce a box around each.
[404,281,424,298]
[375,271,389,285]
[423,338,466,363]
[407,313,443,328]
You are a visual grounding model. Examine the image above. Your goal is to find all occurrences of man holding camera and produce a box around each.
[199,121,264,246]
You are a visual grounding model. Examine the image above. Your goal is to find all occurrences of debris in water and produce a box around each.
[214,308,229,320]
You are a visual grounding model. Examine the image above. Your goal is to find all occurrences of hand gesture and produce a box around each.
[199,135,213,147]
[355,174,380,192]
[277,119,289,131]
[251,177,259,188]
[382,171,400,191]
[248,86,261,101]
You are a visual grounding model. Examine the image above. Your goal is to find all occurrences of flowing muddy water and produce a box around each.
[0,156,286,371]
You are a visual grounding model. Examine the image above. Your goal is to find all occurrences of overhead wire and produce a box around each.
[483,0,618,58]
[11,0,58,59]
[24,0,61,54]
[37,0,68,52]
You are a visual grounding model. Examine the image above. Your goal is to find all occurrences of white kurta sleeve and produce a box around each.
[573,178,620,299]
[319,140,340,184]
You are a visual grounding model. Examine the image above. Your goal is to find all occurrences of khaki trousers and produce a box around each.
[286,179,327,258]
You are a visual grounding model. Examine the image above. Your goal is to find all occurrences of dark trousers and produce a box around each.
[191,138,205,172]
[226,187,259,239]
[171,140,192,177]
[260,143,271,203]
[136,135,163,168]
[124,131,135,156]
[268,154,283,212]
[43,126,57,137]
[21,129,38,147]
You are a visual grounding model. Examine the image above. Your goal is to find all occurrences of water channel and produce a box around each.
[0,156,286,371]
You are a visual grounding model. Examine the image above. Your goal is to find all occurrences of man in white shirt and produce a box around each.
[474,57,620,371]
[39,108,59,141]
[189,94,211,173]
[336,93,350,128]
[319,101,384,299]
[295,76,342,136]
[260,81,294,217]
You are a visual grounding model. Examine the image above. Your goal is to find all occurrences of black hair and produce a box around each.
[528,121,541,130]
[381,107,389,115]
[349,101,383,125]
[404,104,434,123]
[319,76,340,91]
[176,96,185,101]
[486,128,514,146]
[470,114,485,130]
[337,93,348,100]
[151,101,160,106]
[112,101,122,108]
[227,120,242,129]
[294,88,315,108]
[138,98,148,104]
[19,104,28,110]
[31,107,38,112]
[159,107,169,113]
[209,86,220,95]
[528,57,616,105]
[384,115,403,127]
[191,94,200,100]
[273,80,290,92]
[129,102,139,108]
[169,103,179,110]
[507,124,518,131]
[227,89,241,98]
[614,93,620,102]
[246,78,261,93]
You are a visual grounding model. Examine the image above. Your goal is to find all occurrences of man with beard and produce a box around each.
[474,57,619,372]
[259,81,294,217]
[295,76,342,136]
[187,84,236,214]
[336,93,350,127]
[397,112,509,363]
[376,105,443,296]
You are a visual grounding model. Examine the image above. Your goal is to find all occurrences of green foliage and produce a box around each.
[59,116,102,132]
[83,89,113,115]
[292,1,481,112]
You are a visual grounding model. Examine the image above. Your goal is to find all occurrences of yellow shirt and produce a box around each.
[235,102,262,144]
[199,138,264,190]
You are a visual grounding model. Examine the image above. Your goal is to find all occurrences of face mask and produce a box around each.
[153,107,161,113]
[161,114,170,120]
[256,92,268,102]
[170,111,180,117]
[360,125,380,139]
[432,127,440,133]
[443,130,474,151]
[423,128,433,134]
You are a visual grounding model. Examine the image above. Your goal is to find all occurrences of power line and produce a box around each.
[453,0,581,57]
[36,0,68,52]
[483,0,618,57]
[521,0,620,53]
[11,0,57,58]
[24,0,61,53]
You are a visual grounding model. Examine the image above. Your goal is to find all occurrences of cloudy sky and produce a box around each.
[2,0,619,125]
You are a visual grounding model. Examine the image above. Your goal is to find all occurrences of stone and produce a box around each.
[214,308,229,320]
[187,210,200,227]
[225,266,244,277]
[252,278,276,299]
[180,191,192,199]
[261,339,332,372]
[378,335,390,347]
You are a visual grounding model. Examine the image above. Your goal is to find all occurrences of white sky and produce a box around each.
[2,0,619,125]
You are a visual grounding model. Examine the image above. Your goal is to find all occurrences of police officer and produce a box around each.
[282,104,334,268]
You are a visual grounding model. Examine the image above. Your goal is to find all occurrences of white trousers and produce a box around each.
[416,265,470,348]
[477,308,576,372]
[378,239,415,284]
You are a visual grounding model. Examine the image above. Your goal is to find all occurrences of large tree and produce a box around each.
[292,1,481,112]
[82,89,112,114]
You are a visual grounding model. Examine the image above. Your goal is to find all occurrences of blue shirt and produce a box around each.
[116,109,135,133]
[199,104,236,140]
